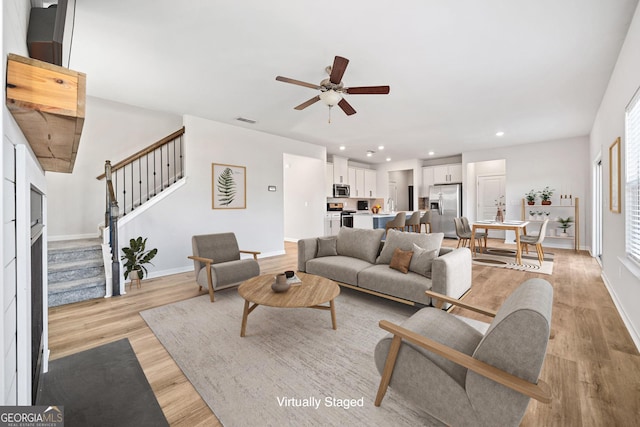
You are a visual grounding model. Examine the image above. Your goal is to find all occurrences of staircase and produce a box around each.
[48,239,106,307]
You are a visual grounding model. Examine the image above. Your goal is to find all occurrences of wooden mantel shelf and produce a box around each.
[6,53,86,173]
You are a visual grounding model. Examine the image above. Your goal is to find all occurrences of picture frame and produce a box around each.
[212,163,246,209]
[609,137,621,213]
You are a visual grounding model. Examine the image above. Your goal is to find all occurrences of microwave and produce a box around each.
[333,184,350,198]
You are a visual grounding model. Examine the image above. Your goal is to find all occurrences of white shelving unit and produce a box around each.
[521,198,579,251]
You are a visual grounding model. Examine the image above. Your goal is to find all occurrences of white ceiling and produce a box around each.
[67,0,638,164]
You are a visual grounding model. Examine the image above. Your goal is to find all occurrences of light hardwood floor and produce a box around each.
[47,239,640,426]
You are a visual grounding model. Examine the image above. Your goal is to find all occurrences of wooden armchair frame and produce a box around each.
[188,250,259,302]
[375,290,552,408]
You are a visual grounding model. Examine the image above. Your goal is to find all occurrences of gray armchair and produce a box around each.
[374,278,553,426]
[188,232,260,302]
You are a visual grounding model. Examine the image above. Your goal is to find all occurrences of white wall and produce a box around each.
[463,136,589,249]
[283,153,325,241]
[376,159,422,211]
[590,3,640,349]
[46,96,183,239]
[2,0,48,405]
[116,115,326,278]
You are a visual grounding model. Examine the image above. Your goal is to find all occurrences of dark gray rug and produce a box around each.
[37,338,168,427]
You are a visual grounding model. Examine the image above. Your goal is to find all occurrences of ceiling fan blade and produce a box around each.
[294,95,321,110]
[329,56,349,84]
[276,76,322,90]
[338,98,356,116]
[345,86,390,95]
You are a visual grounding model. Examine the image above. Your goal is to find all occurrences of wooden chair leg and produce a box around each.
[536,243,544,266]
[375,335,403,406]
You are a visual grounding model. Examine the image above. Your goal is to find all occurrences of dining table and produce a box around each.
[470,220,530,265]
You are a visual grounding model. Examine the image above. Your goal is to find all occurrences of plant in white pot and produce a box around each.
[121,237,158,282]
[557,216,573,237]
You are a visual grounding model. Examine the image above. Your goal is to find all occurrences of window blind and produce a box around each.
[626,88,640,264]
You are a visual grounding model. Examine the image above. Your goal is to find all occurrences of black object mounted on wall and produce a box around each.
[27,0,68,66]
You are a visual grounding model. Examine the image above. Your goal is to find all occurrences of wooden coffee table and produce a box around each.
[238,272,340,337]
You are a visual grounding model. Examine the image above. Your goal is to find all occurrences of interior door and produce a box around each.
[477,175,506,238]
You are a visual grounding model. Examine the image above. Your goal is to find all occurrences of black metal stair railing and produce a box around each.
[97,127,185,217]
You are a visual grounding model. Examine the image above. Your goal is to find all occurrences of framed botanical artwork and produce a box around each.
[212,163,246,209]
[610,137,621,213]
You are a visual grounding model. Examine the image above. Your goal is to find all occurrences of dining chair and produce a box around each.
[419,210,432,233]
[461,217,487,252]
[519,219,549,266]
[404,211,421,232]
[385,212,406,233]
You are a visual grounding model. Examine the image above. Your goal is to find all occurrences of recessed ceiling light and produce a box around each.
[496,131,505,137]
[339,145,346,150]
[428,151,435,156]
[386,157,391,162]
[378,145,385,150]
[366,150,374,157]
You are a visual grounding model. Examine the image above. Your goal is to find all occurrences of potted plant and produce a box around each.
[540,186,554,205]
[121,236,158,281]
[557,216,573,237]
[525,189,538,205]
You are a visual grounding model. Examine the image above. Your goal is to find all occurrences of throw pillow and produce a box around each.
[317,237,338,257]
[409,243,439,277]
[389,248,413,274]
[376,228,444,264]
[336,227,385,264]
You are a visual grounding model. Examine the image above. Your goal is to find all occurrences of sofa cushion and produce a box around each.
[198,259,260,288]
[377,229,444,265]
[409,243,439,277]
[305,255,373,286]
[389,248,414,273]
[317,236,338,257]
[336,227,385,264]
[358,264,432,305]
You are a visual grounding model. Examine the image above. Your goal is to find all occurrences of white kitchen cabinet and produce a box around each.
[324,213,341,236]
[431,163,462,184]
[364,169,377,198]
[448,164,462,182]
[332,156,348,184]
[326,163,334,197]
[422,167,435,196]
[348,167,369,198]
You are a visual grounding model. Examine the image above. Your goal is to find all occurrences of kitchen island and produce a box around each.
[353,212,413,230]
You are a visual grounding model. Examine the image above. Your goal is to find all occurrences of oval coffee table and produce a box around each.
[238,272,340,337]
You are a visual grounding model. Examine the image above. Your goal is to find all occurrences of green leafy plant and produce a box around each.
[121,237,157,280]
[217,167,236,206]
[525,189,538,203]
[557,216,574,231]
[539,186,555,202]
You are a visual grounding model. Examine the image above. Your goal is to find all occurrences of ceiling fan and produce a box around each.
[275,55,390,119]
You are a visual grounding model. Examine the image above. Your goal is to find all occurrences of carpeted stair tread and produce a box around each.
[49,275,106,294]
[48,239,107,306]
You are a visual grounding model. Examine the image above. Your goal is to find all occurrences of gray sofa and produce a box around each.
[298,227,472,306]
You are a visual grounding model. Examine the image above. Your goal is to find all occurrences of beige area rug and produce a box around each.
[141,288,445,426]
[472,248,554,275]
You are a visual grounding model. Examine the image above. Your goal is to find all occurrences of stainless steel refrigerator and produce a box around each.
[428,183,462,238]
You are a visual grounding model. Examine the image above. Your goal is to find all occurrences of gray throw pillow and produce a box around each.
[317,237,338,257]
[336,227,385,264]
[409,243,439,277]
[377,229,444,264]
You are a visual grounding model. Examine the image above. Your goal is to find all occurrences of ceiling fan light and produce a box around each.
[319,90,343,107]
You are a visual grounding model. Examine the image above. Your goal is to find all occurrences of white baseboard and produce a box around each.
[601,271,640,352]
